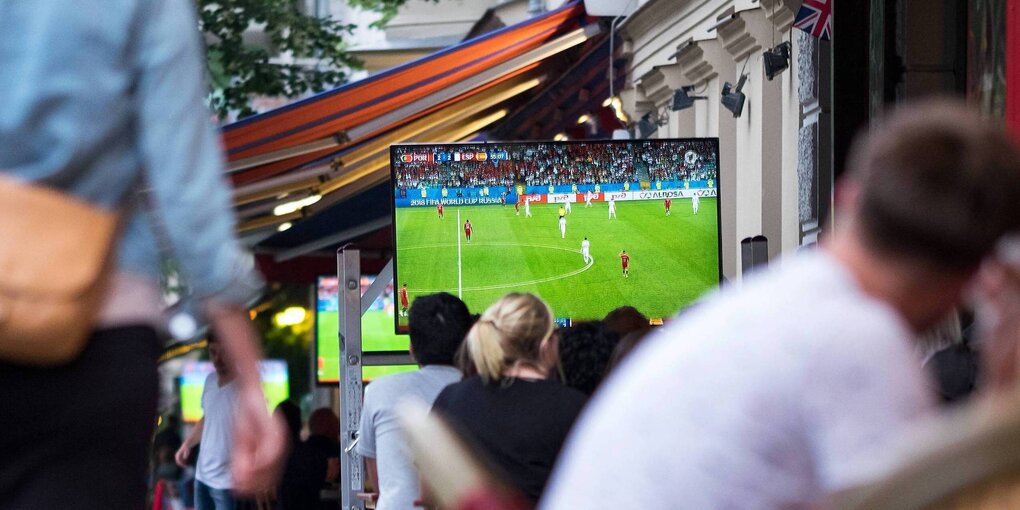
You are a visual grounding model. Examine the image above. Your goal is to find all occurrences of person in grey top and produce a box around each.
[357,293,473,510]
[0,1,286,508]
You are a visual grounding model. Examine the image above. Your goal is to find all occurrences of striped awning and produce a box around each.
[223,2,607,261]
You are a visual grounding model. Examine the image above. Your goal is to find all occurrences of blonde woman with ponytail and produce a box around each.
[432,293,587,504]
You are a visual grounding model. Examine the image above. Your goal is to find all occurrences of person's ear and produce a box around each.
[834,177,861,211]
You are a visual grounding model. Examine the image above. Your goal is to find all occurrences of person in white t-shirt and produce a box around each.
[525,197,531,218]
[581,237,591,264]
[542,100,1020,509]
[691,194,700,215]
[607,197,616,219]
[177,338,240,510]
[358,293,473,510]
[559,215,567,239]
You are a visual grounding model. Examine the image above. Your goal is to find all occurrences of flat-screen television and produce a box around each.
[180,359,290,423]
[389,139,721,332]
[315,275,417,385]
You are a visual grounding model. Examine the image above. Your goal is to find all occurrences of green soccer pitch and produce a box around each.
[316,304,415,384]
[394,197,719,328]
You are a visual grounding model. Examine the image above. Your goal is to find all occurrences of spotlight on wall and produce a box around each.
[553,133,569,141]
[671,86,707,111]
[763,41,792,81]
[721,74,747,118]
[634,112,659,139]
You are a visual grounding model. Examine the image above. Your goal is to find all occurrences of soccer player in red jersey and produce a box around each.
[664,197,672,216]
[619,250,630,278]
[515,197,520,216]
[436,202,444,219]
[464,219,473,242]
[399,283,410,317]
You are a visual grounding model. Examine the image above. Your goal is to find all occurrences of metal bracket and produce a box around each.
[338,247,365,510]
[361,258,394,316]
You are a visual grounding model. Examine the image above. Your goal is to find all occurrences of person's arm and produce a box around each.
[131,0,262,307]
[175,418,203,468]
[131,0,285,496]
[355,386,380,498]
[364,457,380,495]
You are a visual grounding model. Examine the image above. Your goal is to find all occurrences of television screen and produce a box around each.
[180,359,290,423]
[316,275,417,384]
[390,139,721,331]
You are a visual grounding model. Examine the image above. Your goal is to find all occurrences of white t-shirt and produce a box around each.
[196,372,238,490]
[581,240,590,253]
[608,199,615,209]
[541,250,934,510]
[357,365,461,510]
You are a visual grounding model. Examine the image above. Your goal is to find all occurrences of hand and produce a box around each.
[230,383,288,496]
[326,458,340,482]
[976,260,1020,393]
[174,443,191,468]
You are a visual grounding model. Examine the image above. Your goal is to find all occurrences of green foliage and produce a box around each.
[198,0,364,119]
[348,0,439,29]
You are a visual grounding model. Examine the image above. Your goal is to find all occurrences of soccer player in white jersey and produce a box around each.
[525,197,532,218]
[564,199,572,214]
[692,194,700,215]
[559,214,567,239]
[581,237,591,264]
[585,191,593,207]
[608,197,617,219]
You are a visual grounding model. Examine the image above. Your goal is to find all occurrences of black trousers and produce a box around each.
[0,326,160,510]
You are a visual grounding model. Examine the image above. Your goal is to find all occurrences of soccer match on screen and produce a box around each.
[390,140,721,330]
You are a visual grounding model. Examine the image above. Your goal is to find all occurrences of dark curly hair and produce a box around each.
[556,321,620,396]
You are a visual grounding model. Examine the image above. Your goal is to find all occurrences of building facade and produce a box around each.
[617,0,831,281]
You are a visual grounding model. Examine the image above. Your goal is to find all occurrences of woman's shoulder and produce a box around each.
[532,379,588,405]
[434,375,483,405]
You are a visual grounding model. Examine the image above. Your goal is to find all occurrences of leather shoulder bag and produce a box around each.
[0,173,119,365]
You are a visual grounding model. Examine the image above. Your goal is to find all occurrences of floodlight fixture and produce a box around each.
[763,41,792,81]
[671,86,707,111]
[721,74,748,118]
[635,113,658,139]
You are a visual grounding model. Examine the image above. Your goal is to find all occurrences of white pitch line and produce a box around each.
[404,242,595,293]
[456,209,463,298]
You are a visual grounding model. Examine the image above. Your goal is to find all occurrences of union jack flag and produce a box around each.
[793,0,832,40]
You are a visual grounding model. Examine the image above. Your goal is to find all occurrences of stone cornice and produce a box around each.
[675,42,714,83]
[637,64,685,106]
[718,7,784,62]
[759,0,797,32]
[717,13,759,62]
[620,0,706,43]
